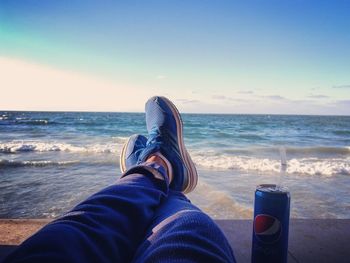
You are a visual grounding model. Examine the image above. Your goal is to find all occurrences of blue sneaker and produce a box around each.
[120,134,147,173]
[138,96,198,193]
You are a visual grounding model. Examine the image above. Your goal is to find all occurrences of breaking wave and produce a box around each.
[221,146,350,156]
[0,159,79,168]
[1,140,349,176]
[0,139,127,154]
[188,180,253,219]
[279,146,350,155]
[192,152,350,176]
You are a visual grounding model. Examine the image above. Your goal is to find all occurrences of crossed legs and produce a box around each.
[4,163,235,263]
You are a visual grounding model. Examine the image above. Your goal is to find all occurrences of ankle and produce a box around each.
[146,153,173,183]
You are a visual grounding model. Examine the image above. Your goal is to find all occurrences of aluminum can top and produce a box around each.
[256,184,289,195]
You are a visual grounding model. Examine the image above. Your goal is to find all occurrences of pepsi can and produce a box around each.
[252,184,290,263]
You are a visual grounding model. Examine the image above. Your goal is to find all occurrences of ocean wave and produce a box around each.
[221,146,350,156]
[1,140,349,176]
[0,159,79,168]
[0,118,59,125]
[188,180,253,219]
[333,130,350,136]
[285,146,350,155]
[0,139,127,154]
[15,119,51,125]
[192,153,350,176]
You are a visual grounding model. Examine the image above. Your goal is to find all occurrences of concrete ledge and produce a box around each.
[216,219,350,263]
[1,219,349,263]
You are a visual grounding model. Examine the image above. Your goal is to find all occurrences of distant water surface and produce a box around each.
[0,111,349,219]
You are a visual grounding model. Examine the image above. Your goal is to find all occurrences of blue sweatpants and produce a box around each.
[3,165,236,263]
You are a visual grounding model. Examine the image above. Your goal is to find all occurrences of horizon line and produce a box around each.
[1,109,349,117]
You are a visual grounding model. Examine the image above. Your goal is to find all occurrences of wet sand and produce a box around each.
[0,219,349,263]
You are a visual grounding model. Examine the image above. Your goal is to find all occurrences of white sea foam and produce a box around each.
[188,180,253,219]
[191,152,350,176]
[1,140,349,176]
[0,159,79,167]
[0,139,128,154]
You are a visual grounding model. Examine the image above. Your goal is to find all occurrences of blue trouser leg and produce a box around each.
[3,169,168,263]
[3,165,236,263]
[132,191,236,263]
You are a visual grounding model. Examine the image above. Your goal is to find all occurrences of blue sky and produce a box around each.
[0,0,349,114]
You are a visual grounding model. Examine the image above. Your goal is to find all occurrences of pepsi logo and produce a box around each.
[254,214,282,243]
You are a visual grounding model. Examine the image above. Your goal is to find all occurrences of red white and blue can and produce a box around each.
[251,184,291,263]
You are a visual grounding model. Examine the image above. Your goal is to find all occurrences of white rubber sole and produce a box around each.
[160,96,198,193]
[120,136,132,173]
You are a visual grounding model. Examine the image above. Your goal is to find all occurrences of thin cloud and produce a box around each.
[156,75,166,80]
[336,100,350,106]
[176,98,200,104]
[211,95,247,102]
[238,90,254,94]
[291,99,315,104]
[266,95,288,101]
[212,95,227,100]
[307,94,329,99]
[332,85,350,89]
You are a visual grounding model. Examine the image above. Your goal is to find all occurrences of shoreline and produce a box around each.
[1,218,349,263]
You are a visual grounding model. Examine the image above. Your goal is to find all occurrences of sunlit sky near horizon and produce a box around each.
[1,0,349,115]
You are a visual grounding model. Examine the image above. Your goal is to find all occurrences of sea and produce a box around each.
[0,111,349,219]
